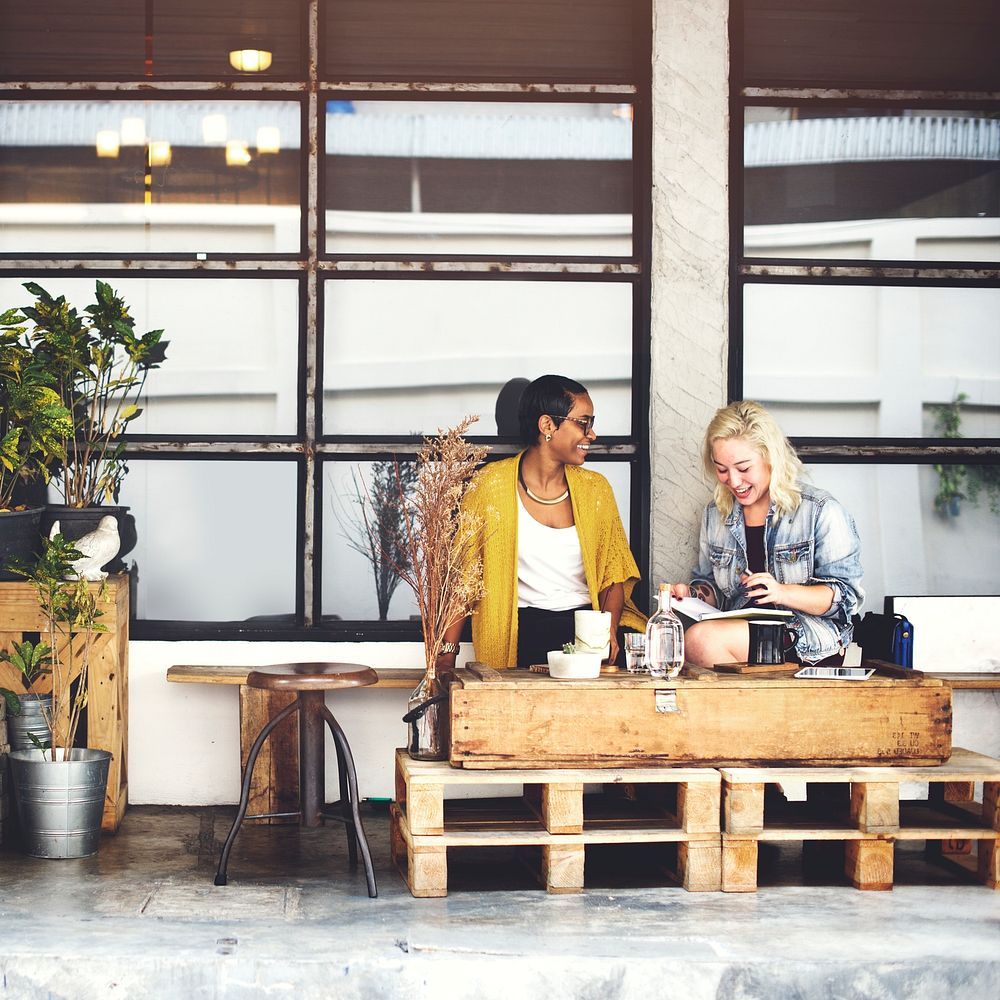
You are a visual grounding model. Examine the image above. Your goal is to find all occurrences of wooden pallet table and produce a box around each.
[450,662,952,768]
[0,574,128,833]
[391,748,722,897]
[719,747,1000,892]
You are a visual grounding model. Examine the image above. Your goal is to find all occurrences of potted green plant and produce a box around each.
[20,280,168,570]
[0,306,74,579]
[3,533,111,858]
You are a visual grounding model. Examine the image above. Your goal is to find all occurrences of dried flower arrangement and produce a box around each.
[383,415,489,676]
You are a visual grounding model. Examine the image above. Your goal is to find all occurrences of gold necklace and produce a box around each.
[518,458,569,505]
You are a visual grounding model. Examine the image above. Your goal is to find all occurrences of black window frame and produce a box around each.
[730,2,1000,495]
[0,0,653,641]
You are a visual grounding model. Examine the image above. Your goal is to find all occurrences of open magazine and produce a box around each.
[671,595,794,623]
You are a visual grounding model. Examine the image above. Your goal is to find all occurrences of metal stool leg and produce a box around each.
[334,735,359,869]
[322,705,378,898]
[298,691,326,828]
[214,699,301,887]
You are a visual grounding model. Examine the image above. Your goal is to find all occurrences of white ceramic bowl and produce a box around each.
[547,650,602,679]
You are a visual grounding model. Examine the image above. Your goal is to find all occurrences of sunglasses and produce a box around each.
[551,414,596,433]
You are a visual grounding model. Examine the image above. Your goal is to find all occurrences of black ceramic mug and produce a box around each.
[748,619,786,665]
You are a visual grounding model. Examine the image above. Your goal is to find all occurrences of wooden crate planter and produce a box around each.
[719,747,1000,892]
[450,663,952,769]
[391,749,722,897]
[0,575,128,833]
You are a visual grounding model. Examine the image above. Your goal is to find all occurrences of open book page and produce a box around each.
[672,596,794,622]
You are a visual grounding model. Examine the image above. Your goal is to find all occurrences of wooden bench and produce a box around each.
[167,664,424,822]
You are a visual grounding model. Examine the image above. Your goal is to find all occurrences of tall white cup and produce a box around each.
[574,609,612,658]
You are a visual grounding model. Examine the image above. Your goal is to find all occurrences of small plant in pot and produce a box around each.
[0,306,74,580]
[2,533,111,858]
[20,279,168,571]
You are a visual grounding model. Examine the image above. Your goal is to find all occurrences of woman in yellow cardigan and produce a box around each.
[438,374,646,672]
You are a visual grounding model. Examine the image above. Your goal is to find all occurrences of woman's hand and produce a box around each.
[742,573,834,615]
[607,632,620,665]
[741,571,786,606]
[669,582,717,607]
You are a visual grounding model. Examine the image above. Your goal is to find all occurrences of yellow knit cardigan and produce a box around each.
[462,454,646,669]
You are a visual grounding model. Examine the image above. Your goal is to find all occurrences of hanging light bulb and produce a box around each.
[228,48,272,73]
[256,126,281,154]
[225,139,252,166]
[202,113,228,145]
[95,130,120,158]
[148,141,172,166]
[120,116,146,147]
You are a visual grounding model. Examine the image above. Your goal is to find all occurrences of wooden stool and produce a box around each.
[214,662,379,897]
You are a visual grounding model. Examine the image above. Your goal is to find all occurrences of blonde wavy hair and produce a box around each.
[703,400,804,518]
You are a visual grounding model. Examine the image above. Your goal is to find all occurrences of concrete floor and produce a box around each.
[1,805,998,1000]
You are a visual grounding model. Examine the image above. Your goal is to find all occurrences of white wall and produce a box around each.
[130,640,442,804]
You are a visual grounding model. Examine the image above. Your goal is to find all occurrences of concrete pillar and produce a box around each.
[649,0,731,591]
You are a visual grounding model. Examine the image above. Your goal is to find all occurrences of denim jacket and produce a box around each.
[691,484,865,664]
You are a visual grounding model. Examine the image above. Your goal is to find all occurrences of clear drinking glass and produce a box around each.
[624,632,647,673]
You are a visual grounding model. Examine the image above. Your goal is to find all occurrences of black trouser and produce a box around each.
[516,605,589,669]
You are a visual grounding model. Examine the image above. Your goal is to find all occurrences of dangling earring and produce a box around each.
[544,433,552,442]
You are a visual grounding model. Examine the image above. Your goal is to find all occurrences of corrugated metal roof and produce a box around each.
[745,116,1000,167]
[0,102,632,161]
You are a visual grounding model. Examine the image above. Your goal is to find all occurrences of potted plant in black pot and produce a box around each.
[3,532,111,858]
[0,306,74,579]
[20,280,168,572]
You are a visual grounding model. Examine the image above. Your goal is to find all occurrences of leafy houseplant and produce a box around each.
[370,417,488,760]
[0,307,74,578]
[21,279,168,509]
[932,393,1000,517]
[2,533,112,858]
[3,533,108,753]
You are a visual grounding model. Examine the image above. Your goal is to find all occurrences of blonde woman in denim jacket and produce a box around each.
[670,400,864,667]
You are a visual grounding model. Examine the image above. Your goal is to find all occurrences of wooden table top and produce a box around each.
[167,664,425,689]
[166,663,1000,690]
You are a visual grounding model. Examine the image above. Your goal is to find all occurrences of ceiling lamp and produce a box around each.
[256,126,281,154]
[202,113,228,145]
[120,116,146,147]
[95,130,120,158]
[148,141,172,167]
[229,48,272,72]
[225,139,252,167]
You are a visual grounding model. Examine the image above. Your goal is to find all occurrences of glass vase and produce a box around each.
[403,669,451,761]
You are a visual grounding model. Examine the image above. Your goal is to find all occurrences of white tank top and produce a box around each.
[516,494,590,610]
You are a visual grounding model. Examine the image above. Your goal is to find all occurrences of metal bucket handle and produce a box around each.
[402,694,449,725]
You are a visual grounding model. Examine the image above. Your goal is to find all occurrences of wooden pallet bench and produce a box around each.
[719,747,1000,892]
[390,749,722,897]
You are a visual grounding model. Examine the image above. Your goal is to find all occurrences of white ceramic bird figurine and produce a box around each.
[49,516,120,581]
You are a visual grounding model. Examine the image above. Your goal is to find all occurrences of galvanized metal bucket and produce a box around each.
[8,748,111,859]
[8,694,52,752]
